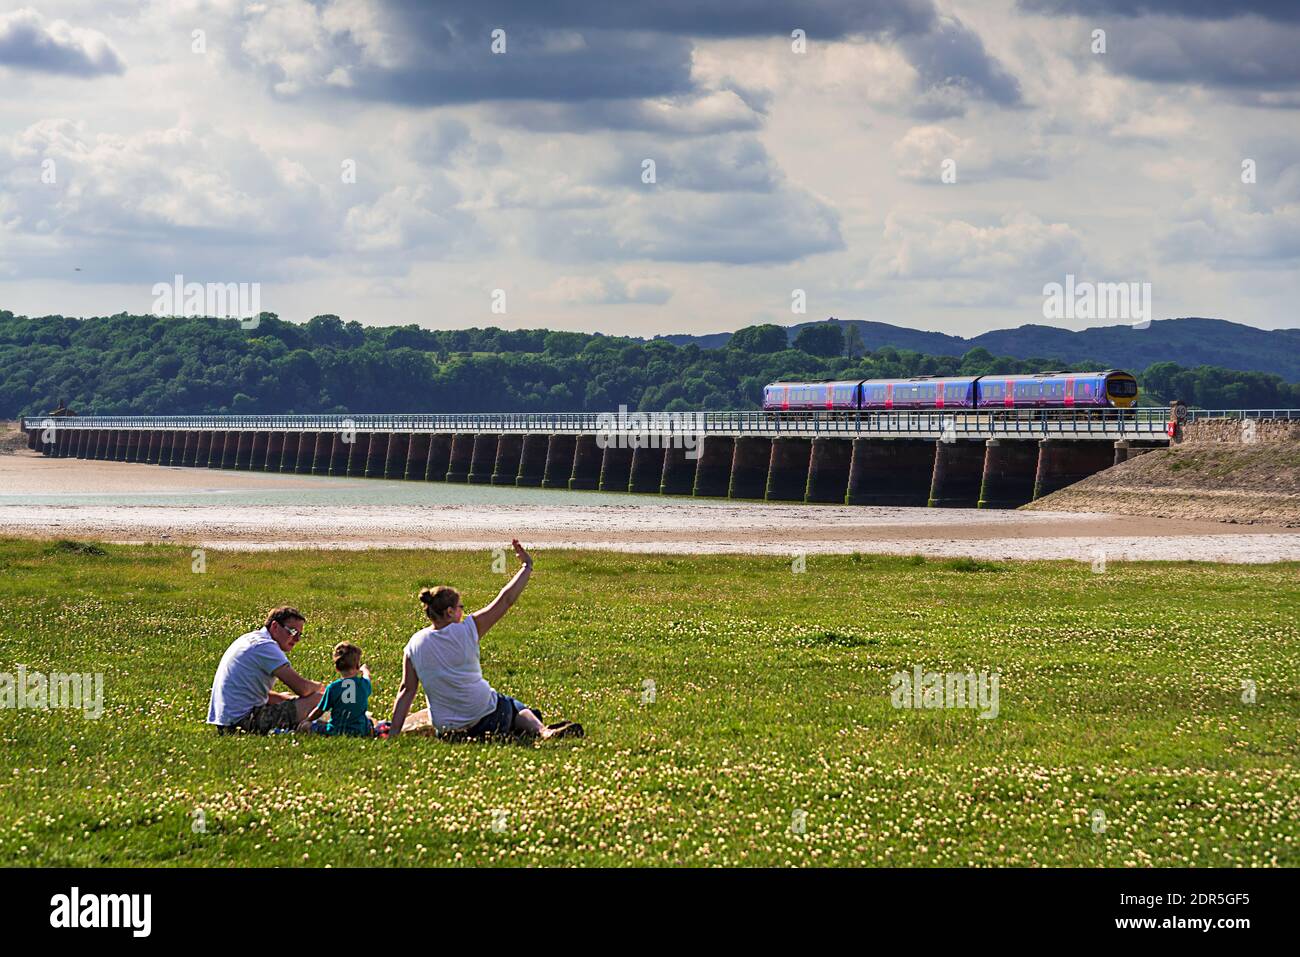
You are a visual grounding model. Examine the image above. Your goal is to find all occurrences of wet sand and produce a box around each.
[3,453,1299,562]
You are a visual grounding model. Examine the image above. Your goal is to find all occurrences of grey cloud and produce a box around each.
[1019,1,1300,22]
[898,15,1023,115]
[1102,18,1300,94]
[241,0,1020,114]
[1020,2,1300,99]
[402,0,936,40]
[0,8,124,77]
[597,137,781,193]
[533,189,842,265]
[407,117,503,166]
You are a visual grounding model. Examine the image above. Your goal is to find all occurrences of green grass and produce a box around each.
[1,538,1297,867]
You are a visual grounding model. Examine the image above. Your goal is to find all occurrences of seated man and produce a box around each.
[207,606,325,734]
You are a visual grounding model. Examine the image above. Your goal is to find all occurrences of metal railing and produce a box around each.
[14,407,1225,439]
[1186,409,1300,420]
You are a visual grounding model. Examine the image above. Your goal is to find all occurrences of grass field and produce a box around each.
[0,538,1297,867]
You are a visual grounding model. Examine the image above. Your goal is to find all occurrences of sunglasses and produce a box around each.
[279,624,301,638]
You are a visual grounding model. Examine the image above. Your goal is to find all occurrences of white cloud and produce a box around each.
[0,7,124,76]
[1158,190,1300,268]
[537,274,673,305]
[877,211,1087,280]
[893,124,1053,182]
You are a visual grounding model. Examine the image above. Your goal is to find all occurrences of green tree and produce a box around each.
[844,324,865,358]
[729,324,788,354]
[793,322,844,358]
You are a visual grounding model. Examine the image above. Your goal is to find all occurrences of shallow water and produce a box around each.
[0,468,666,508]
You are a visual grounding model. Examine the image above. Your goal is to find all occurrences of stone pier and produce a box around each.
[515,434,549,487]
[660,446,698,495]
[491,434,524,486]
[263,431,286,472]
[845,438,934,507]
[346,432,373,478]
[805,437,853,504]
[405,433,432,480]
[977,439,1038,509]
[598,443,634,492]
[692,435,734,497]
[383,433,410,480]
[446,433,475,482]
[568,434,602,490]
[1113,439,1165,465]
[629,445,667,493]
[285,431,311,473]
[541,434,577,489]
[765,437,811,502]
[1033,440,1116,500]
[729,436,773,500]
[364,432,391,478]
[468,433,500,484]
[928,439,986,508]
[425,433,453,481]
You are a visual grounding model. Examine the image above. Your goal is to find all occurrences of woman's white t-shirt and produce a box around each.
[404,615,496,730]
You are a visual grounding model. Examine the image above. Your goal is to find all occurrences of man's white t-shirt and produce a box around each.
[207,628,290,726]
[404,615,496,731]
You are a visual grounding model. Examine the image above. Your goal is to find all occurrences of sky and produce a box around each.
[1,0,1298,339]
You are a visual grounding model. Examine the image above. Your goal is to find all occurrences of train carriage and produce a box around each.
[974,371,1138,409]
[859,376,978,411]
[762,370,1138,414]
[763,380,861,412]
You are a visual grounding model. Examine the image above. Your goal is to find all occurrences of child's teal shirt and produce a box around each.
[319,675,372,736]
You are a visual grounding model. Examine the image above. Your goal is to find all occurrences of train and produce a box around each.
[762,370,1139,413]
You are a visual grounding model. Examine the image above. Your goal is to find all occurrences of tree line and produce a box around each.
[1,311,1296,418]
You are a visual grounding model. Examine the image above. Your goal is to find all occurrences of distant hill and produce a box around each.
[655,317,1300,381]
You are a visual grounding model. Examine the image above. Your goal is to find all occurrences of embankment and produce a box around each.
[1026,420,1300,526]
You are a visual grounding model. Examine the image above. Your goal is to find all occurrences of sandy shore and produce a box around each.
[3,453,1299,562]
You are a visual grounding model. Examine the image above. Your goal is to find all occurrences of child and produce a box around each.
[300,642,374,736]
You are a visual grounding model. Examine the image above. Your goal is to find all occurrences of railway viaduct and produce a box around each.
[19,410,1184,508]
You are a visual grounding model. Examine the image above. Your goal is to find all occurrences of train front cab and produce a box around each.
[1102,371,1138,408]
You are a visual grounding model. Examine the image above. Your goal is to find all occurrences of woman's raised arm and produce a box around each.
[471,540,533,638]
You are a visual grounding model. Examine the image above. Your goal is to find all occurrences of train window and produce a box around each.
[1108,379,1137,396]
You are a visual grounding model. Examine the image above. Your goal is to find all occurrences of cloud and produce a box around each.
[595,136,782,193]
[226,0,1020,116]
[534,189,842,265]
[492,91,763,136]
[897,14,1023,117]
[1020,4,1300,102]
[893,124,1053,182]
[0,8,124,77]
[343,180,475,253]
[538,274,673,305]
[1157,190,1300,268]
[0,117,480,284]
[876,211,1087,280]
[1101,17,1300,97]
[1020,1,1300,23]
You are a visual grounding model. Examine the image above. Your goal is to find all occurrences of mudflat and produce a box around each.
[3,453,1298,561]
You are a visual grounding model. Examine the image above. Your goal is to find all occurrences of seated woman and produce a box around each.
[388,540,582,741]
